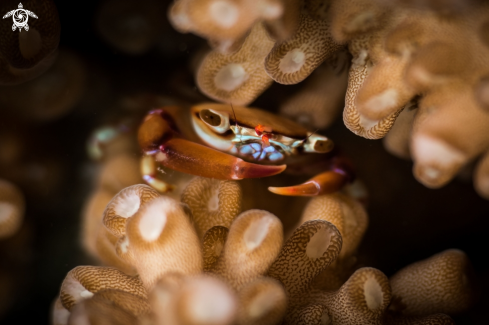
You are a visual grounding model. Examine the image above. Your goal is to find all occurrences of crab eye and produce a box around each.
[314,139,334,153]
[201,109,221,126]
[200,109,230,134]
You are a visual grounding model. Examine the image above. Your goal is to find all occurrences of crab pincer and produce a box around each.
[156,138,286,179]
[138,109,286,192]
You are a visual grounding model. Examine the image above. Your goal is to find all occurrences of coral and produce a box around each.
[103,184,160,237]
[389,249,475,316]
[279,50,350,129]
[59,265,147,310]
[55,266,149,325]
[81,154,142,271]
[382,103,417,160]
[287,267,392,324]
[181,177,242,238]
[68,289,151,325]
[90,183,203,291]
[0,179,24,239]
[328,1,489,198]
[263,11,343,85]
[202,225,228,271]
[0,0,60,85]
[235,276,287,325]
[373,0,480,16]
[149,273,238,325]
[337,1,489,198]
[168,0,284,53]
[300,192,368,260]
[209,209,283,291]
[196,23,275,105]
[169,0,489,199]
[55,177,475,324]
[267,219,342,296]
[52,298,70,325]
[170,0,350,106]
[114,196,203,290]
[288,267,457,325]
[186,5,345,105]
[300,192,368,291]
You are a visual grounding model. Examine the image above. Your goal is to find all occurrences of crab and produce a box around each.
[138,103,354,196]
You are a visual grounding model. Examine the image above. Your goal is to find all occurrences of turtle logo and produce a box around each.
[2,3,38,32]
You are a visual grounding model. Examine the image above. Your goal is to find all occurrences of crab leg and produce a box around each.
[141,155,175,193]
[268,155,354,196]
[268,171,349,196]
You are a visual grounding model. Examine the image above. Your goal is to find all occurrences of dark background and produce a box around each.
[0,0,487,324]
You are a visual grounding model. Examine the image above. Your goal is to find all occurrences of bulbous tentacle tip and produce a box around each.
[268,171,349,196]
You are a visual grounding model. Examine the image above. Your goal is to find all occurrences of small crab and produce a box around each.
[138,103,354,196]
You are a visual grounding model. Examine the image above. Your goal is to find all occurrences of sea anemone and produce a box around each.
[55,178,474,324]
[168,0,489,199]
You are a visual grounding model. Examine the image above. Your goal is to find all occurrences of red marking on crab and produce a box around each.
[255,124,272,136]
[261,133,272,148]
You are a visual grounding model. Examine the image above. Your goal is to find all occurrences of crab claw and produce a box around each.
[268,170,349,196]
[156,138,286,180]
